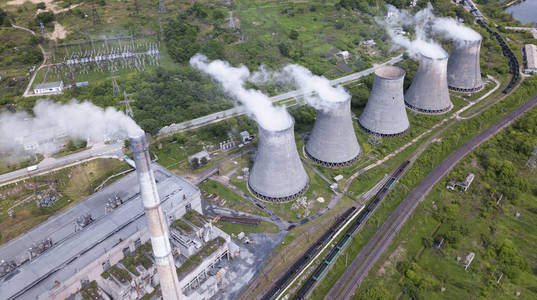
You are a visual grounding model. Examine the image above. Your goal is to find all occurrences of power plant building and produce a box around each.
[358,66,410,137]
[248,121,309,202]
[305,98,361,166]
[0,161,211,299]
[447,39,483,92]
[405,53,453,114]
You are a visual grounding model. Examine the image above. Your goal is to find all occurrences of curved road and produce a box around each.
[328,95,537,300]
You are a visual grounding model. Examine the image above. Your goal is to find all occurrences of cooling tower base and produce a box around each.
[305,147,360,168]
[405,101,453,115]
[358,121,409,138]
[448,85,483,93]
[248,181,308,203]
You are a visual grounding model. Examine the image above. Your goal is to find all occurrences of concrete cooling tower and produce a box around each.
[447,39,483,92]
[305,98,361,167]
[405,53,453,114]
[130,133,182,300]
[358,66,410,137]
[248,121,309,202]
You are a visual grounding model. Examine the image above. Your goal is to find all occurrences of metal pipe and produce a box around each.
[130,133,182,300]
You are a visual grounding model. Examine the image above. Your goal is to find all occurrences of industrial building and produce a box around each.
[447,39,484,92]
[33,81,64,95]
[305,97,361,167]
[358,66,410,137]
[523,44,537,74]
[405,53,453,114]
[248,121,309,202]
[0,157,238,299]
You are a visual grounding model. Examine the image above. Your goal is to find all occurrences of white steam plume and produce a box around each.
[380,4,447,59]
[250,64,350,112]
[0,99,142,157]
[432,17,481,42]
[190,54,292,131]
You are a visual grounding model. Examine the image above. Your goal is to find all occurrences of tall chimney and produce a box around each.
[130,133,182,300]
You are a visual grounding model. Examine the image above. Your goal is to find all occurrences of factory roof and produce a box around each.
[525,44,537,70]
[34,81,63,90]
[0,164,199,299]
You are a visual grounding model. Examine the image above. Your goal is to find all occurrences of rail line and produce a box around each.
[294,161,410,299]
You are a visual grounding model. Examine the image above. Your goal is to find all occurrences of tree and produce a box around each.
[36,2,46,10]
[191,158,200,169]
[35,11,54,25]
[289,29,299,40]
[200,157,208,165]
[0,8,9,27]
[278,43,290,57]
[164,18,200,63]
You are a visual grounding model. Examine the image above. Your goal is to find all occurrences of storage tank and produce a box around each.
[358,66,410,137]
[248,121,309,202]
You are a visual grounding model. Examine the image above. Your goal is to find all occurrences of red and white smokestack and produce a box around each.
[130,133,182,300]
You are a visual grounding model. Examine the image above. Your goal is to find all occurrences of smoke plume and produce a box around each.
[432,17,481,42]
[380,4,480,58]
[0,99,142,157]
[251,64,350,112]
[380,4,447,59]
[190,54,292,131]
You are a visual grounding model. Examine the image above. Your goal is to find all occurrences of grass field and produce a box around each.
[354,106,537,299]
[215,220,278,237]
[200,179,268,217]
[0,158,130,245]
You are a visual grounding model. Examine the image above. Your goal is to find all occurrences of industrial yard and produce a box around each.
[0,0,537,299]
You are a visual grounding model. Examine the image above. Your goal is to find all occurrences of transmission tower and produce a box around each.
[159,0,166,14]
[91,1,101,25]
[112,78,120,96]
[121,90,135,118]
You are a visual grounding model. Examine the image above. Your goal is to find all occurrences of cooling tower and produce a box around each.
[130,133,182,300]
[447,39,483,92]
[405,53,453,114]
[305,98,361,167]
[358,66,410,137]
[248,121,309,202]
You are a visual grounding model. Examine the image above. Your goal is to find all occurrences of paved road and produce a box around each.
[158,55,403,136]
[0,142,123,187]
[328,95,537,300]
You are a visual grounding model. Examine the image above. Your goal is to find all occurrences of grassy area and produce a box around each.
[184,209,207,228]
[101,265,131,283]
[200,180,268,217]
[171,219,194,234]
[310,75,537,299]
[355,104,537,299]
[0,158,129,245]
[215,220,279,236]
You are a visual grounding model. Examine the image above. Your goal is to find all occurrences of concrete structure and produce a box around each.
[240,131,253,144]
[447,39,483,92]
[0,163,201,299]
[248,121,309,202]
[446,173,475,191]
[33,81,64,95]
[405,53,453,114]
[188,150,210,164]
[130,133,182,300]
[523,44,537,74]
[305,98,361,166]
[358,66,410,137]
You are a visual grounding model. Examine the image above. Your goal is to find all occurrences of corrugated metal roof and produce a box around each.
[526,44,537,69]
[34,81,63,89]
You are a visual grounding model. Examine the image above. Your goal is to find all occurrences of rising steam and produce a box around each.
[190,54,292,131]
[251,64,350,112]
[432,17,481,42]
[0,99,142,157]
[380,4,480,58]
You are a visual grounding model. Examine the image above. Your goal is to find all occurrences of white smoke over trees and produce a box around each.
[190,54,293,131]
[0,99,142,157]
[380,4,481,59]
[250,64,351,112]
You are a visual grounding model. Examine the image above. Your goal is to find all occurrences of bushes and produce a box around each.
[164,19,200,63]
